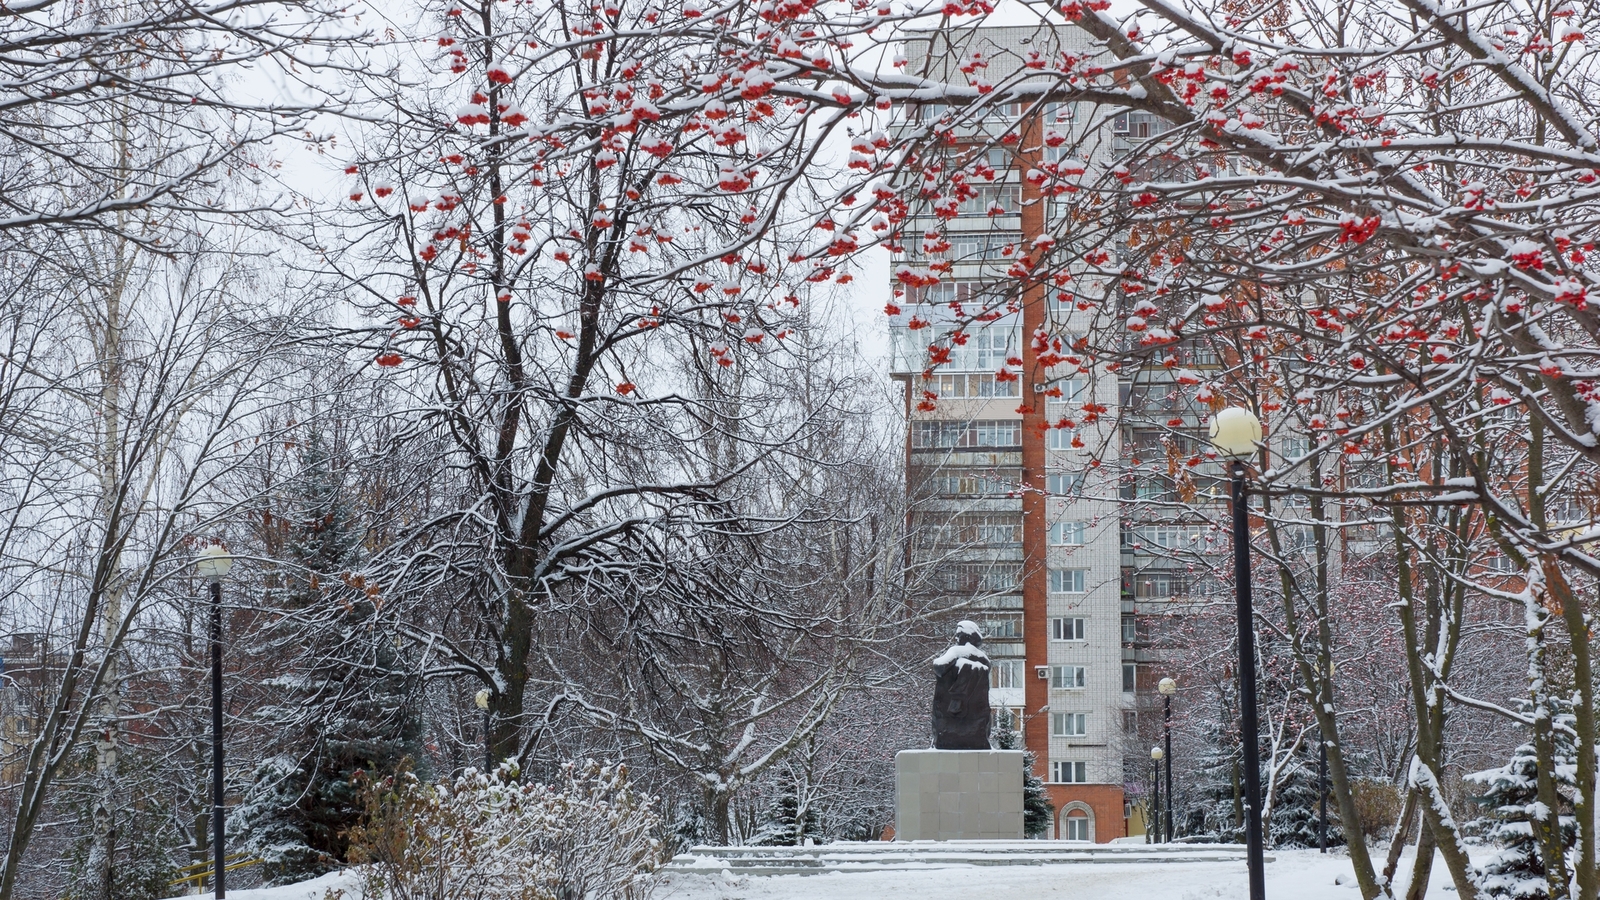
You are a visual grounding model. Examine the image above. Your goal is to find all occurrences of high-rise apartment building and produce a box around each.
[889,25,1204,842]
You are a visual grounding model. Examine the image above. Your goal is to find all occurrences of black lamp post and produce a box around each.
[1159,676,1177,842]
[1150,745,1164,843]
[1318,724,1328,853]
[1211,407,1266,900]
[475,688,493,771]
[195,544,233,899]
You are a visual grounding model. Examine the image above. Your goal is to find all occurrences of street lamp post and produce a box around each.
[1318,659,1334,854]
[1159,676,1177,842]
[1318,724,1328,853]
[1210,406,1266,900]
[195,544,233,900]
[1150,745,1164,843]
[475,688,493,771]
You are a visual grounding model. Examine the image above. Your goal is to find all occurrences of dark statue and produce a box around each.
[931,620,992,750]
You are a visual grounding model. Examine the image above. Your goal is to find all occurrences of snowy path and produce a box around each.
[657,848,1457,900]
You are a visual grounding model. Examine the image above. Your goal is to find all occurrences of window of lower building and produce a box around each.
[1052,665,1086,689]
[1049,568,1087,594]
[990,658,1022,689]
[1052,760,1088,783]
[1122,663,1136,693]
[983,613,1023,639]
[1051,616,1085,641]
[1052,712,1088,737]
[1049,521,1087,546]
[1064,814,1091,841]
[1133,572,1187,599]
[1047,471,1087,496]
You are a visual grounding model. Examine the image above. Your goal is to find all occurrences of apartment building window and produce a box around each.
[912,420,1022,449]
[990,659,1022,689]
[1111,111,1169,139]
[936,562,1021,594]
[1047,471,1086,495]
[1052,760,1089,783]
[1133,572,1187,598]
[1122,710,1139,732]
[958,183,1021,216]
[1051,617,1086,641]
[950,232,1021,261]
[1052,665,1086,689]
[1053,712,1088,738]
[1133,525,1206,550]
[950,326,1019,372]
[1121,615,1138,643]
[922,470,1016,496]
[1050,568,1087,594]
[1186,342,1221,366]
[1046,379,1088,404]
[1122,663,1136,693]
[950,513,1022,547]
[1278,435,1312,461]
[918,371,1021,399]
[1049,521,1087,546]
[983,614,1023,640]
[1485,554,1519,573]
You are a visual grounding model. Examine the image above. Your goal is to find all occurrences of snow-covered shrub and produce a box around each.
[346,760,663,900]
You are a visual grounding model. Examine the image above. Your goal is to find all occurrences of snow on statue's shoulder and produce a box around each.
[933,642,990,671]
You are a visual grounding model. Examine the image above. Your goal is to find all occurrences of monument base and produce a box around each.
[894,749,1024,841]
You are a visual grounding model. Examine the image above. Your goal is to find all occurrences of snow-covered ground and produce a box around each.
[657,849,1457,900]
[163,848,1460,900]
[162,870,356,900]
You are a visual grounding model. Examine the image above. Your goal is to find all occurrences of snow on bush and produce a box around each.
[344,760,664,900]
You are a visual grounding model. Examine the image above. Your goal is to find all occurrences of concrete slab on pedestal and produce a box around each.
[895,749,1024,841]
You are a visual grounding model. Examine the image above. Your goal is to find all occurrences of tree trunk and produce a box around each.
[1383,787,1419,893]
[1546,560,1598,900]
[88,575,124,900]
[1405,818,1436,900]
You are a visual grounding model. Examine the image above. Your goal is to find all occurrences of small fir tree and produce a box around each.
[1467,727,1577,899]
[1193,741,1245,844]
[994,713,1054,838]
[1267,745,1345,849]
[750,771,824,846]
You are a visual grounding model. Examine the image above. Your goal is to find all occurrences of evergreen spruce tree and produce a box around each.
[1466,710,1577,900]
[234,433,425,884]
[1267,746,1344,849]
[994,713,1053,838]
[750,771,824,846]
[1194,741,1245,843]
[670,799,711,852]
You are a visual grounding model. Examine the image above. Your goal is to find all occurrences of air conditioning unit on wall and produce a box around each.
[1036,665,1050,680]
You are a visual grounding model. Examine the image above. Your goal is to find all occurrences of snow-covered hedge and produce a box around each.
[345,761,663,900]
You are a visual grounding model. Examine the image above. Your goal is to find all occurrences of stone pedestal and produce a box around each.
[894,749,1024,841]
